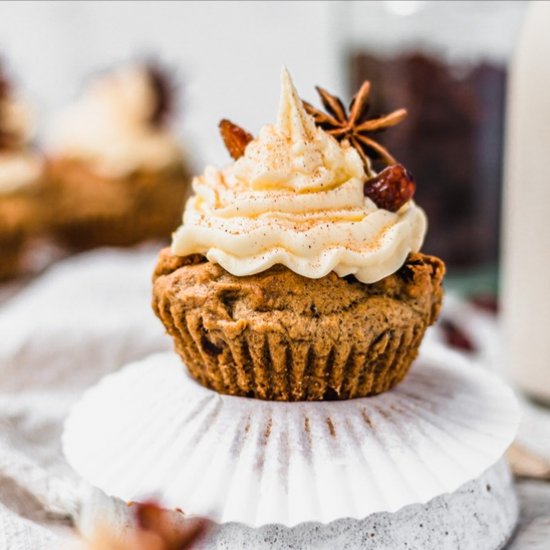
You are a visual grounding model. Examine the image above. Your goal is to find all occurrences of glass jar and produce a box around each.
[338,1,526,294]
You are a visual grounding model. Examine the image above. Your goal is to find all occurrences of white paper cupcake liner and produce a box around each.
[63,342,519,529]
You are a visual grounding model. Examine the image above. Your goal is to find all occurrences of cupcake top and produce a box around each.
[48,63,183,178]
[0,67,42,193]
[172,69,426,284]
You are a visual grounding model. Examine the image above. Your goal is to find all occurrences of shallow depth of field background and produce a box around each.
[0,0,527,287]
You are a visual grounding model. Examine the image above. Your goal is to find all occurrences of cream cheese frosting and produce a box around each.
[0,96,42,193]
[48,65,183,179]
[172,69,426,284]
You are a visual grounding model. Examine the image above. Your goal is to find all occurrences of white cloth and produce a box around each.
[0,503,55,549]
[0,246,170,549]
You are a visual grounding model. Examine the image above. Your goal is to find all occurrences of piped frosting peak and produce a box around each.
[276,67,316,142]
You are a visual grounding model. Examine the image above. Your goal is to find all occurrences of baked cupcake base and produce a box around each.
[0,186,45,280]
[0,230,25,280]
[46,159,190,249]
[153,250,445,401]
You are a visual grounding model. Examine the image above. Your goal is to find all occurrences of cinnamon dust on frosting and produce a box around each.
[172,68,426,284]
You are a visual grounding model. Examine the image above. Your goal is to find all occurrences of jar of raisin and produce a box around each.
[339,1,526,294]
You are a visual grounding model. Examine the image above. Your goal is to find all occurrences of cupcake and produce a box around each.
[152,69,444,401]
[46,63,190,249]
[0,64,45,279]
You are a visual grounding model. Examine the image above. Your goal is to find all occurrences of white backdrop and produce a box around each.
[0,1,525,170]
[0,1,343,168]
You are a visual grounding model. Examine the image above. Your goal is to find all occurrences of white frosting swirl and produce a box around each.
[172,69,426,284]
[48,66,183,178]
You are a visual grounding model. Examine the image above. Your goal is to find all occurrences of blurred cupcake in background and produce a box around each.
[0,62,45,279]
[46,62,190,249]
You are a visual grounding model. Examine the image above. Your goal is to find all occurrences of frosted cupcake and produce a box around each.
[153,69,444,401]
[46,63,190,249]
[0,66,44,279]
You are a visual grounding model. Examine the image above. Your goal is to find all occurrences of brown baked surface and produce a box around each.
[0,182,46,280]
[45,158,190,249]
[152,249,445,401]
[0,229,25,279]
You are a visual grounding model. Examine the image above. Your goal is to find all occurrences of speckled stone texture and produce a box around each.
[202,459,517,550]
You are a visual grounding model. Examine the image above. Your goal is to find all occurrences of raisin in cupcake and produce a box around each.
[153,69,444,401]
[0,65,45,279]
[46,62,190,249]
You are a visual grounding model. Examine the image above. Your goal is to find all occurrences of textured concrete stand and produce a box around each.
[203,460,518,550]
[204,459,517,550]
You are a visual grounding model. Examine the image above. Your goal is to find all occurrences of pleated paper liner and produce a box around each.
[172,314,426,401]
[63,342,519,528]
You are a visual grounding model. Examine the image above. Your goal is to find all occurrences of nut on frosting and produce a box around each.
[172,68,426,284]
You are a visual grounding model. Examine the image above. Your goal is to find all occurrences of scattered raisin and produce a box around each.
[364,164,416,212]
[440,319,476,353]
[219,119,253,160]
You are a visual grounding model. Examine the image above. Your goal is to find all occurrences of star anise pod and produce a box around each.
[303,81,406,175]
[219,118,253,160]
[146,62,176,127]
